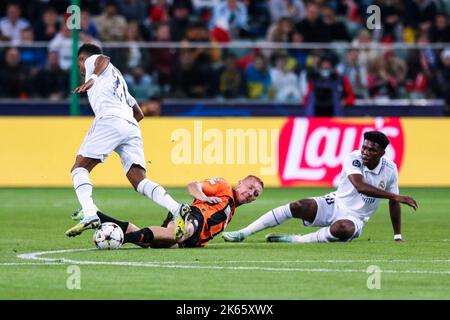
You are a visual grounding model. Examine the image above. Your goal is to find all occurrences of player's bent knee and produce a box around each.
[330,220,355,240]
[289,199,316,220]
[126,165,146,190]
[71,156,100,172]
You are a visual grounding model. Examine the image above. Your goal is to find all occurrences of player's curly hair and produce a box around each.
[77,43,102,56]
[364,131,390,150]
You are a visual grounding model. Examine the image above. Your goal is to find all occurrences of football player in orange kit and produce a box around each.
[94,175,264,248]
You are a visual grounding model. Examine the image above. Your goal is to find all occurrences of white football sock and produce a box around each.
[71,167,97,219]
[290,227,338,243]
[137,179,180,214]
[241,203,293,237]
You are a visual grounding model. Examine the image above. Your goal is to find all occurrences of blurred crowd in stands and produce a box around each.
[1,0,450,114]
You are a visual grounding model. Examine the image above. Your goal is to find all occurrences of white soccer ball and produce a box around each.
[93,222,124,250]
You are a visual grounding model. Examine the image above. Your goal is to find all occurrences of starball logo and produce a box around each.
[278,118,404,187]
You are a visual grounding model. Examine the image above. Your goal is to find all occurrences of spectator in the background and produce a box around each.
[79,0,103,15]
[0,47,31,98]
[48,21,100,71]
[337,48,369,98]
[269,0,305,24]
[170,0,191,41]
[118,20,149,72]
[404,0,437,33]
[184,21,222,66]
[48,23,74,71]
[384,50,408,97]
[119,0,149,22]
[366,56,398,99]
[303,54,355,116]
[352,29,380,69]
[245,0,271,39]
[270,53,301,102]
[171,49,214,98]
[192,0,220,12]
[322,6,351,42]
[287,30,309,69]
[149,23,177,92]
[214,53,246,99]
[405,32,437,98]
[295,2,328,42]
[95,0,127,41]
[244,53,273,100]
[33,6,60,41]
[431,48,450,115]
[266,16,294,43]
[148,0,171,26]
[429,12,450,43]
[124,66,155,102]
[371,0,404,43]
[32,51,69,100]
[18,27,46,73]
[333,0,362,26]
[80,9,99,40]
[210,0,248,39]
[0,2,30,43]
[140,95,162,116]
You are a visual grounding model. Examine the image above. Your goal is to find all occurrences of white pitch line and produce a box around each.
[0,262,64,266]
[3,259,450,275]
[10,248,450,275]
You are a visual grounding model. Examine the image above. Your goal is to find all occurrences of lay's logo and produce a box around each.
[278,117,404,187]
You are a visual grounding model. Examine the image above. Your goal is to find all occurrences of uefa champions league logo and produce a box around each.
[66,5,81,30]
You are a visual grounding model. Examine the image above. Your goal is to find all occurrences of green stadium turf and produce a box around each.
[0,187,448,300]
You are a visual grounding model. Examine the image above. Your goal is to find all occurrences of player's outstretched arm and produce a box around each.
[392,195,418,210]
[348,174,418,209]
[132,104,144,122]
[389,199,402,241]
[186,181,222,204]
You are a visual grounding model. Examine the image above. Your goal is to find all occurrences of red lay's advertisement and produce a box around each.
[278,118,405,187]
[0,117,449,187]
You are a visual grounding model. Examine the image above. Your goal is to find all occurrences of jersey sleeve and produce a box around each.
[387,165,400,194]
[201,177,230,197]
[342,153,363,176]
[125,90,137,107]
[84,54,100,81]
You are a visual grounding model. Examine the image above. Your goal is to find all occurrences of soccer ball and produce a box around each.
[93,222,124,250]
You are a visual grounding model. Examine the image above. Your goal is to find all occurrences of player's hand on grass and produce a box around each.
[203,197,222,204]
[73,79,95,93]
[395,195,418,210]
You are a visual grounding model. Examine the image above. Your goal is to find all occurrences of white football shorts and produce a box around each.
[77,115,146,174]
[304,192,365,241]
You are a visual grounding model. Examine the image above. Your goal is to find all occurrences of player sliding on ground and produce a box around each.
[66,43,189,239]
[223,131,418,244]
[79,176,263,248]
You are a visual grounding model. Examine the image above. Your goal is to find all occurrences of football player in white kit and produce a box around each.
[65,44,189,239]
[223,131,418,243]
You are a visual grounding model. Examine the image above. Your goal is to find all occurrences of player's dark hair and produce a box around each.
[364,131,390,150]
[77,43,102,57]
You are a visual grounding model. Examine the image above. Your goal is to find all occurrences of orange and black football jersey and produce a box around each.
[192,177,236,247]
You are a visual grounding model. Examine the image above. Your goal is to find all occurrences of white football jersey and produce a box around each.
[335,150,399,222]
[84,54,138,124]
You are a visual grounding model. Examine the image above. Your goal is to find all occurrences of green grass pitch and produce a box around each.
[0,187,448,300]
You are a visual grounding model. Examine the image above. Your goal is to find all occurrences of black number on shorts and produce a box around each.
[324,195,335,205]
